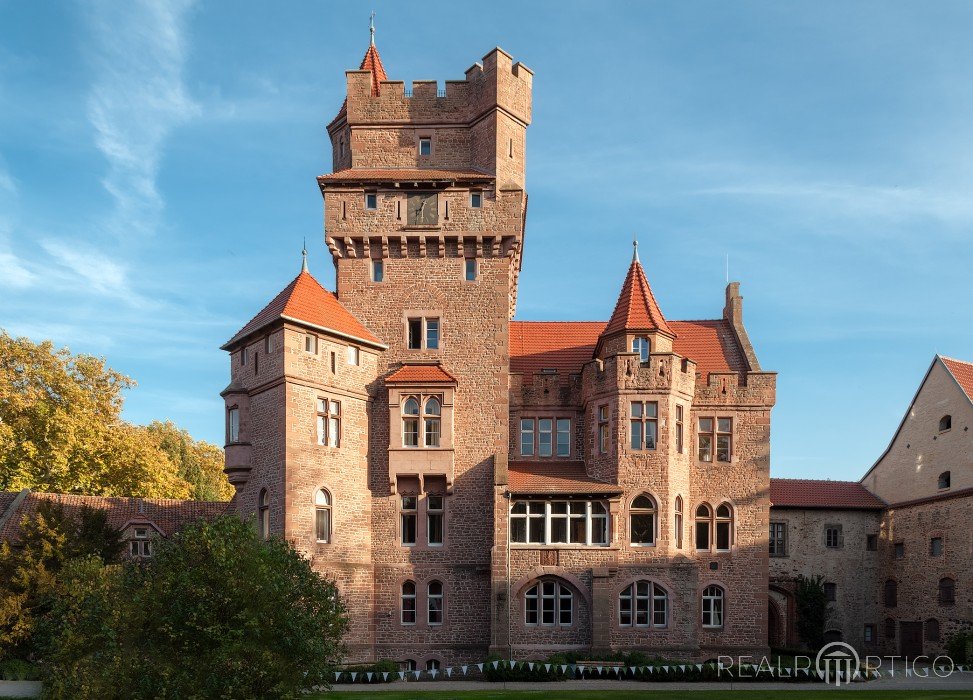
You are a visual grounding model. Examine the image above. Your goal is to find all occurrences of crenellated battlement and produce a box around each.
[694,370,777,407]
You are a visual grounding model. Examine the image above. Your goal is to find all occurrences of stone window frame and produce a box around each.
[346,345,360,366]
[929,533,944,557]
[394,481,449,552]
[597,404,610,455]
[401,394,445,449]
[629,400,658,452]
[405,314,441,351]
[695,501,735,553]
[463,257,478,282]
[469,190,482,209]
[697,416,733,463]
[400,579,417,625]
[400,494,418,547]
[518,416,572,458]
[631,336,650,363]
[939,577,956,606]
[226,405,240,445]
[675,404,684,454]
[509,499,609,547]
[258,488,270,540]
[364,191,378,211]
[824,524,843,549]
[371,258,384,283]
[417,134,433,158]
[315,397,341,448]
[240,345,249,367]
[426,493,445,547]
[423,658,442,673]
[700,582,726,629]
[694,502,712,551]
[617,577,670,629]
[304,333,318,354]
[314,487,332,544]
[863,623,876,645]
[427,580,445,626]
[769,521,787,557]
[126,522,158,559]
[628,492,659,548]
[674,495,684,549]
[524,578,575,628]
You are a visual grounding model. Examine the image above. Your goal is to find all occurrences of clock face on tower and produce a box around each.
[407,193,439,226]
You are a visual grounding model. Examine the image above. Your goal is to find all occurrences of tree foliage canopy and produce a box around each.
[0,330,229,500]
[795,574,828,651]
[43,517,348,699]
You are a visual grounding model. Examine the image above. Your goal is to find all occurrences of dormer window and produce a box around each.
[939,415,952,432]
[130,527,152,558]
[419,137,431,156]
[632,336,649,363]
[365,192,378,210]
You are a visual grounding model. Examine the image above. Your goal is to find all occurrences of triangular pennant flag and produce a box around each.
[695,664,703,671]
[413,670,421,680]
[528,662,535,671]
[662,665,670,672]
[397,671,405,681]
[477,663,484,673]
[350,672,358,681]
[596,666,603,674]
[578,664,586,674]
[382,672,389,681]
[628,666,636,674]
[560,664,568,673]
[445,667,452,677]
[647,666,655,674]
[679,664,686,672]
[461,665,468,675]
[429,669,438,679]
[614,666,622,675]
[817,670,826,680]
[366,672,373,682]
[545,664,551,672]
[852,669,860,680]
[492,660,500,670]
[334,672,342,682]
[906,668,913,678]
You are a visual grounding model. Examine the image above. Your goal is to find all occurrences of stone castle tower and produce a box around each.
[222,35,776,667]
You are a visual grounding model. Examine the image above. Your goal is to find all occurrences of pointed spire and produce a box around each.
[633,233,640,263]
[369,10,376,46]
[600,251,674,340]
[358,13,388,97]
[301,238,308,273]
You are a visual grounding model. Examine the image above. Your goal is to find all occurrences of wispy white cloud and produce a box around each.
[40,239,135,299]
[84,0,199,238]
[0,249,34,289]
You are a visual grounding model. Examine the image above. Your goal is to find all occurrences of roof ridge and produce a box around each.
[770,477,865,484]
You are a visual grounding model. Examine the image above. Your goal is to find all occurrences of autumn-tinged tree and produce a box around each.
[0,330,227,500]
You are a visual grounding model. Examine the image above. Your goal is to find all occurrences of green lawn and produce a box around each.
[311,692,972,700]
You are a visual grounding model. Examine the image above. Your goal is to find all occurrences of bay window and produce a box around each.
[510,500,609,546]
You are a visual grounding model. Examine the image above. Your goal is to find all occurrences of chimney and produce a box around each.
[724,281,743,325]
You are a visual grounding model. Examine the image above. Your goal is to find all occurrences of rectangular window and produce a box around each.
[365,192,378,210]
[675,405,684,454]
[408,318,422,349]
[520,418,535,456]
[240,346,249,366]
[866,534,878,551]
[538,419,553,457]
[407,317,439,350]
[401,496,417,546]
[769,522,787,557]
[510,501,546,544]
[930,537,943,557]
[556,419,571,457]
[716,418,732,462]
[470,191,482,208]
[371,259,384,282]
[698,418,713,461]
[425,318,439,349]
[427,495,444,546]
[894,542,904,559]
[630,401,658,450]
[824,582,837,602]
[227,407,240,443]
[264,335,272,353]
[695,520,710,551]
[598,405,609,454]
[347,346,359,365]
[826,526,841,549]
[465,258,477,281]
[316,399,341,447]
[510,500,609,546]
[864,624,875,644]
[419,137,432,156]
[304,334,317,354]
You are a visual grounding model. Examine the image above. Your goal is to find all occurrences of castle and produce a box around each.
[2,37,969,670]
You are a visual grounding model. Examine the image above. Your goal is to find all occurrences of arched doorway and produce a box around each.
[768,599,784,648]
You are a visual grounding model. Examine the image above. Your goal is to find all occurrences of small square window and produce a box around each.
[866,534,878,551]
[372,259,384,282]
[419,137,431,156]
[470,191,482,208]
[365,192,378,210]
[465,259,477,281]
[135,528,147,539]
[930,537,943,557]
[304,334,317,354]
[864,624,875,643]
[347,346,360,366]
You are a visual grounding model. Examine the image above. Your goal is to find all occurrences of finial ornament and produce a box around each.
[369,10,376,46]
[301,238,308,273]
[632,234,640,264]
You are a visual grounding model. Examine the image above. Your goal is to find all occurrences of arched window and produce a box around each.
[423,397,441,447]
[938,471,951,489]
[632,336,650,363]
[630,494,657,546]
[619,580,668,627]
[701,585,724,628]
[939,415,952,432]
[258,489,270,540]
[428,580,444,625]
[403,397,420,447]
[715,503,733,551]
[695,504,712,550]
[401,659,417,672]
[674,496,684,549]
[525,579,573,626]
[425,659,440,672]
[939,577,955,605]
[401,580,416,625]
[884,579,897,608]
[314,489,332,543]
[926,618,940,642]
[824,629,843,643]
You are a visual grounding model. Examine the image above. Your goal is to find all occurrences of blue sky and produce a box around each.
[1,1,971,480]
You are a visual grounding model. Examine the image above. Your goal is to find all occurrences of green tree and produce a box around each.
[795,574,828,651]
[44,517,348,700]
[0,500,123,660]
[0,330,227,499]
[144,421,233,501]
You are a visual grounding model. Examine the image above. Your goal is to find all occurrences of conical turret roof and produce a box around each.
[600,256,674,339]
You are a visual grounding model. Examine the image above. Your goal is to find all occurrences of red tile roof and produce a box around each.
[601,259,673,339]
[769,479,885,510]
[0,491,228,543]
[507,462,622,495]
[359,44,388,97]
[941,356,973,403]
[509,319,747,381]
[386,364,457,384]
[317,168,494,185]
[223,270,383,350]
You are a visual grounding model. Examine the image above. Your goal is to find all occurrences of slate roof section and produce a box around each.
[941,356,973,404]
[317,168,494,185]
[222,270,384,350]
[386,364,457,384]
[0,491,229,544]
[507,462,623,495]
[769,478,886,510]
[601,259,674,338]
[509,319,747,382]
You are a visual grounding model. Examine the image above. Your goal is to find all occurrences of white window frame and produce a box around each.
[227,407,240,444]
[347,345,360,366]
[304,334,317,354]
[316,398,341,447]
[401,580,417,625]
[426,494,444,546]
[619,580,668,628]
[525,580,573,626]
[314,488,332,543]
[702,585,725,628]
[509,500,609,547]
[632,336,650,363]
[427,580,443,625]
[407,316,440,350]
